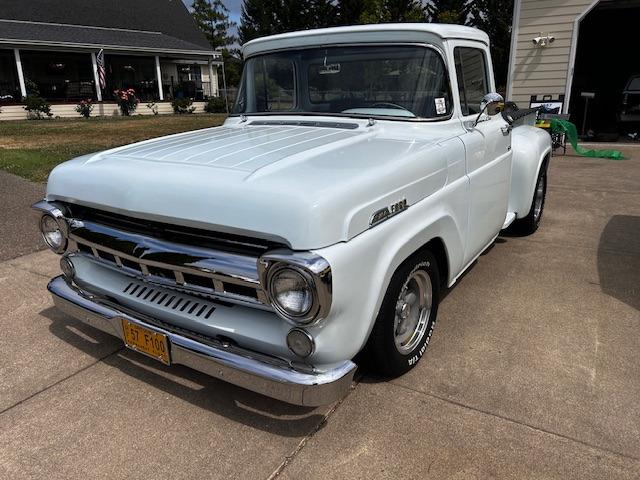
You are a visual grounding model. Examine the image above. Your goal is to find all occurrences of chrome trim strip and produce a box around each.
[48,276,356,406]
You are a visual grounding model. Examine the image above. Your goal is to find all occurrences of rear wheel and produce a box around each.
[510,164,547,235]
[365,251,440,377]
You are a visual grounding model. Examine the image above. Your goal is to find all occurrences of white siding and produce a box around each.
[508,0,597,108]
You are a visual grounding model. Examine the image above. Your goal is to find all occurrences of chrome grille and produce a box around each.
[66,218,271,310]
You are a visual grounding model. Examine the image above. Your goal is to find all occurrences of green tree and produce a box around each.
[426,0,472,24]
[239,1,338,44]
[220,48,242,87]
[336,0,368,25]
[468,0,513,91]
[359,0,425,23]
[191,0,236,49]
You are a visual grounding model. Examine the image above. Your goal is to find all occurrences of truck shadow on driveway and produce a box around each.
[597,215,640,311]
[40,307,327,437]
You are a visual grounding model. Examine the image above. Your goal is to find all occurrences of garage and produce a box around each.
[507,0,640,141]
[568,0,640,138]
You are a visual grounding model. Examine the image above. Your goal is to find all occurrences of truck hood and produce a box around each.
[46,118,456,250]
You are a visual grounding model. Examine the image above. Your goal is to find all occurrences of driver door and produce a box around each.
[454,44,513,262]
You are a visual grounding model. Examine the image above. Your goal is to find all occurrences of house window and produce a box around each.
[176,64,204,100]
[454,47,489,116]
[105,55,158,101]
[20,50,96,101]
[0,49,20,103]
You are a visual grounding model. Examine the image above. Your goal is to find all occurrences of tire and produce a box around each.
[365,251,440,377]
[509,163,548,235]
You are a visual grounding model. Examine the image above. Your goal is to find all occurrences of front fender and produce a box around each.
[510,126,552,218]
[306,176,467,365]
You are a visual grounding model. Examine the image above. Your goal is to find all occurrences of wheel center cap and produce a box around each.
[400,302,410,319]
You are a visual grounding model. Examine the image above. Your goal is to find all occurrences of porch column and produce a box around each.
[13,48,27,98]
[154,55,164,101]
[208,61,218,97]
[90,52,103,101]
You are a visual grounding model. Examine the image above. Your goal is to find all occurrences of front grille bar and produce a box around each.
[67,219,270,308]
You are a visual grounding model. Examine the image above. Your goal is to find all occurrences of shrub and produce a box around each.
[24,95,53,119]
[172,98,196,114]
[114,88,139,116]
[75,99,94,118]
[25,79,40,96]
[204,96,227,113]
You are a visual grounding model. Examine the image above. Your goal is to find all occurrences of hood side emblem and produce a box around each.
[369,199,408,227]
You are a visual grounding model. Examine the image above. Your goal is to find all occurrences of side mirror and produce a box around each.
[474,93,504,127]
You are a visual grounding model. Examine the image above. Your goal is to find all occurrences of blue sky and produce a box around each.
[182,0,243,25]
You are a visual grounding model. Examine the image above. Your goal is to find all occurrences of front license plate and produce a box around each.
[121,319,170,365]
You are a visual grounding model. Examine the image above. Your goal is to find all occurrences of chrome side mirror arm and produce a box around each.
[473,92,504,127]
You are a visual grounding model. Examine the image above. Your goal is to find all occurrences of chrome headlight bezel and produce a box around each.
[259,250,332,325]
[33,200,69,254]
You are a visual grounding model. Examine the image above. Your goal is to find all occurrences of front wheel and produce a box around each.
[364,252,440,377]
[509,165,547,235]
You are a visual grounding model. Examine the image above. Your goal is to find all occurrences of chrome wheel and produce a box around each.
[393,269,432,354]
[533,174,546,222]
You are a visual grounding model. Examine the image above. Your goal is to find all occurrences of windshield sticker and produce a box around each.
[435,98,446,115]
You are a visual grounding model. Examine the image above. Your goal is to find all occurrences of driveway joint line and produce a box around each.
[1,246,48,264]
[266,375,362,479]
[0,347,123,417]
[6,263,53,280]
[504,236,640,257]
[547,185,640,196]
[387,380,640,463]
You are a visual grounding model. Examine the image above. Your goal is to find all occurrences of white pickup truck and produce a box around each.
[34,24,551,406]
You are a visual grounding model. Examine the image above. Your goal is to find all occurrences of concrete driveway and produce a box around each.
[0,151,638,479]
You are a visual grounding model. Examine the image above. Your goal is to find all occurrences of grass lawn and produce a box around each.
[0,114,227,182]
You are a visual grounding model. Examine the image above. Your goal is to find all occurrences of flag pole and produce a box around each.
[91,51,103,102]
[221,55,229,113]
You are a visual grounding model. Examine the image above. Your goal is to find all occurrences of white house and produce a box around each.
[0,0,223,119]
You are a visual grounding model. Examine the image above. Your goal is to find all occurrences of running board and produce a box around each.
[502,212,516,229]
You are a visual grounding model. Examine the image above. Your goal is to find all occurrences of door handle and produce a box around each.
[501,125,512,135]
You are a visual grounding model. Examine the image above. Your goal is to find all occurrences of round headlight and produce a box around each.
[40,214,67,253]
[269,267,314,319]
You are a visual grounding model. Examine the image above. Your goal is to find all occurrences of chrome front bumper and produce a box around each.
[48,276,356,406]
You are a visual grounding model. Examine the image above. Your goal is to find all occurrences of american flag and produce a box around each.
[96,49,106,89]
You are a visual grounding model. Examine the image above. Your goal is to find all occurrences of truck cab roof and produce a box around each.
[242,23,490,58]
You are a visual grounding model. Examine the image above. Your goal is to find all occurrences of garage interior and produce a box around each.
[569,0,640,140]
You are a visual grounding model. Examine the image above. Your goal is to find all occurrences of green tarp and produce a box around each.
[550,119,625,160]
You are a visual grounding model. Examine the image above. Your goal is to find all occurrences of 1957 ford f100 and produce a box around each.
[34,24,551,406]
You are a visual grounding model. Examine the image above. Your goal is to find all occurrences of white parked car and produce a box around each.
[34,24,551,406]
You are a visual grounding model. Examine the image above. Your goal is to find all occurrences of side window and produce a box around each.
[252,57,295,111]
[454,47,489,116]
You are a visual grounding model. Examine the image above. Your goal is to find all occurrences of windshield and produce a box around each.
[233,45,452,120]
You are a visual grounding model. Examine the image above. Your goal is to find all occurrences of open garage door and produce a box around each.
[568,0,640,140]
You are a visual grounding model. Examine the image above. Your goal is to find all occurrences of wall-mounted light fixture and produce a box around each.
[532,34,555,47]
